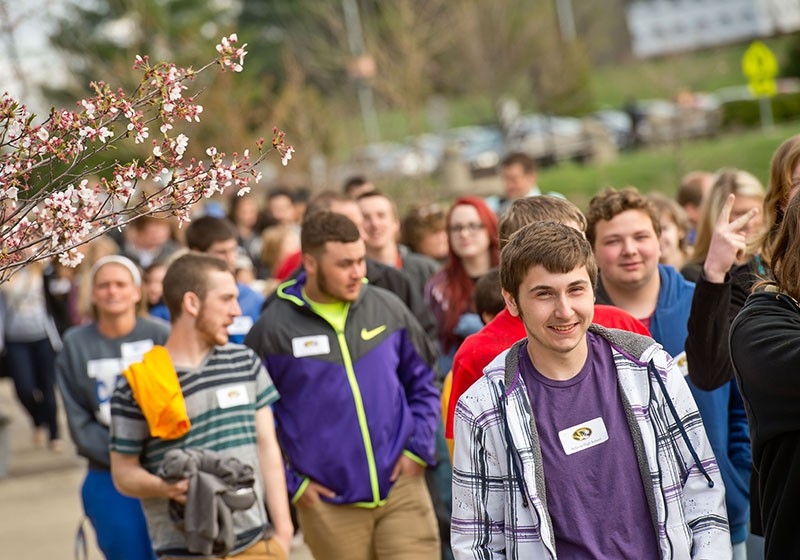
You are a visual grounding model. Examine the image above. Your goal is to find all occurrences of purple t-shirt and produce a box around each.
[519,332,660,559]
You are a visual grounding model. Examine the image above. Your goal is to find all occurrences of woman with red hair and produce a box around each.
[425,196,500,374]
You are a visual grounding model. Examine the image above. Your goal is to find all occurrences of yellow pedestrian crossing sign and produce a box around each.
[743,41,778,98]
[749,78,777,97]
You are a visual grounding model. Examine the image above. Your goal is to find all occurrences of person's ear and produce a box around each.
[502,289,520,317]
[183,291,201,318]
[302,252,317,276]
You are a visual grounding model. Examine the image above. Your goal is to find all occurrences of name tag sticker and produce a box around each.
[673,350,689,377]
[87,358,122,378]
[228,316,254,336]
[120,339,156,367]
[291,335,330,358]
[558,416,609,456]
[216,384,250,409]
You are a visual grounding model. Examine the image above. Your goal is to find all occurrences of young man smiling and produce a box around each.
[451,221,730,559]
[245,211,440,560]
[357,190,439,299]
[444,195,650,442]
[587,187,750,555]
[588,188,673,324]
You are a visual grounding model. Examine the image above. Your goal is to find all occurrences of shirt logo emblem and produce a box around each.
[572,427,592,441]
[361,325,387,340]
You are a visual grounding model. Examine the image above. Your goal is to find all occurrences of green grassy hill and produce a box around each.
[369,34,800,210]
[539,121,800,209]
[590,35,796,109]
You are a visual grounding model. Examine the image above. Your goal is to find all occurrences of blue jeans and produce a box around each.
[5,339,59,440]
[81,469,156,560]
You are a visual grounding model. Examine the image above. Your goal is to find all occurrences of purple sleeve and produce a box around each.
[285,464,306,501]
[397,327,440,466]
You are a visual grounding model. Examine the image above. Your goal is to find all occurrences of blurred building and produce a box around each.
[627,0,800,58]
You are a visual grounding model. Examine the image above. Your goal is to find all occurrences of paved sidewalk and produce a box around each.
[0,379,312,559]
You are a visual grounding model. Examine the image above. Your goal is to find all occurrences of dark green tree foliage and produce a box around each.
[781,31,800,78]
[237,0,352,93]
[46,0,236,103]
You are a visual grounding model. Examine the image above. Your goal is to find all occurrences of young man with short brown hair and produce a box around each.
[452,221,730,558]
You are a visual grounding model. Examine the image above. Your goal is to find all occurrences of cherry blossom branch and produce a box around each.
[0,33,295,283]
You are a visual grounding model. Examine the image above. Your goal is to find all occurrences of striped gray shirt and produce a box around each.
[110,344,278,557]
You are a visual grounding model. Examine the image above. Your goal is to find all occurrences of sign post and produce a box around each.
[742,41,779,130]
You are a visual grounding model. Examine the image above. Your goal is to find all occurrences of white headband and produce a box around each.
[90,255,142,287]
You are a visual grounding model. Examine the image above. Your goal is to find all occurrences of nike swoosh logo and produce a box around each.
[360,325,387,341]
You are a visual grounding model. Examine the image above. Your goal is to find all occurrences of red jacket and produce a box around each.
[445,304,650,438]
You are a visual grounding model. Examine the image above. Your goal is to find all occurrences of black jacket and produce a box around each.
[730,289,800,558]
[685,258,761,391]
[398,245,440,299]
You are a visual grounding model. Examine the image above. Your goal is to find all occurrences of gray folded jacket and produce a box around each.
[158,448,257,556]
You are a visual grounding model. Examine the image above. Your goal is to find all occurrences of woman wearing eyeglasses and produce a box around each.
[425,196,500,375]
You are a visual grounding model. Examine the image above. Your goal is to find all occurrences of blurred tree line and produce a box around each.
[13,0,635,182]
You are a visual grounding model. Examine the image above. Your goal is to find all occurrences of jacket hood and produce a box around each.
[485,324,660,391]
[275,272,370,309]
[275,274,307,308]
[656,264,695,314]
[589,323,659,362]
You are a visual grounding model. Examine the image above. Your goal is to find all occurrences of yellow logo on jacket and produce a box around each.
[361,325,387,341]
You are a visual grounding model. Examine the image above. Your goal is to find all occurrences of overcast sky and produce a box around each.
[0,0,65,113]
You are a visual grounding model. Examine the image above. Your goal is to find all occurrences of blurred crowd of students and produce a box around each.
[4,135,800,559]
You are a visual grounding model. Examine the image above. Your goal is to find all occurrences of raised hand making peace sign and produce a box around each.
[703,193,760,283]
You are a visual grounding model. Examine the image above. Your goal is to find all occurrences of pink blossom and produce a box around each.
[281,146,295,166]
[173,133,189,158]
[81,100,96,119]
[216,33,248,73]
[0,34,293,279]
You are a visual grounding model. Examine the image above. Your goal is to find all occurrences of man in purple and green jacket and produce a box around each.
[245,211,441,560]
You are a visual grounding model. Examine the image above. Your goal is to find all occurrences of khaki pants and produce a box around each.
[163,538,285,560]
[297,474,440,560]
[224,537,287,559]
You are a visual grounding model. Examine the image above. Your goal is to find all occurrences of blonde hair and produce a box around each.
[75,235,121,321]
[260,224,299,272]
[692,168,764,265]
[647,191,691,264]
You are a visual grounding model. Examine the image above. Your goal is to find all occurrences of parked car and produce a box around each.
[635,95,722,145]
[505,113,593,166]
[350,140,433,178]
[404,132,446,174]
[586,109,635,150]
[445,125,506,178]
